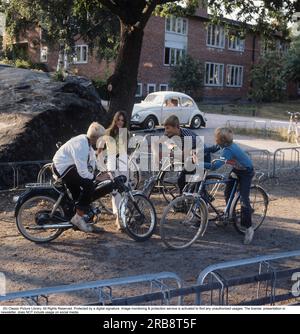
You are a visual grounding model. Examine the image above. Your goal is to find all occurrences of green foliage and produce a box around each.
[170,55,204,99]
[285,36,300,82]
[14,58,32,69]
[53,70,65,82]
[250,51,288,103]
[92,77,110,100]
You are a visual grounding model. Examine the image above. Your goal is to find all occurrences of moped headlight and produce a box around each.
[13,196,20,203]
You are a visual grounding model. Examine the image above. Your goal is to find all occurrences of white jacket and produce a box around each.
[53,134,96,180]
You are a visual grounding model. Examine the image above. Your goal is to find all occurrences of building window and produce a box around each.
[147,83,156,94]
[159,84,169,91]
[226,65,244,87]
[228,35,245,52]
[207,24,225,48]
[166,16,188,35]
[135,83,143,97]
[276,40,289,54]
[164,47,186,66]
[74,45,88,64]
[205,62,224,86]
[40,46,48,63]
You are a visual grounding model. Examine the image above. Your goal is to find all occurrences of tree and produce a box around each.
[170,55,204,99]
[285,35,300,82]
[250,50,288,102]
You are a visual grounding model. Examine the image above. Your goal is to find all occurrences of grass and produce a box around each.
[230,126,290,142]
[197,101,300,121]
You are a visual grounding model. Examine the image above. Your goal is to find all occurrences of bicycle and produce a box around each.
[287,112,300,145]
[160,160,269,249]
[15,174,157,243]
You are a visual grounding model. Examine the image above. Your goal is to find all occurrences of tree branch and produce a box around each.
[98,0,123,17]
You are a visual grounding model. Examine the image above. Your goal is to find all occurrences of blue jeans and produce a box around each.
[225,168,254,228]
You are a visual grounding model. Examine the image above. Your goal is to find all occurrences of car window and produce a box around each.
[144,94,164,105]
[164,97,180,108]
[181,97,194,108]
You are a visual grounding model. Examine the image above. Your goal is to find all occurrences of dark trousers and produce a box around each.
[178,168,195,194]
[60,168,95,213]
[224,169,254,228]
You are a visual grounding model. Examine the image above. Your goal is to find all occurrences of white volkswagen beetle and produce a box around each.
[131,91,206,130]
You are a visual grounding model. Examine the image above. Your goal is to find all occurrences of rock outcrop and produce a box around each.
[0,66,107,188]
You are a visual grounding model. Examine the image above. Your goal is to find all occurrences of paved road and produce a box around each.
[194,113,299,153]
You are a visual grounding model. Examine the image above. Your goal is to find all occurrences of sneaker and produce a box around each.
[71,213,93,233]
[244,226,255,245]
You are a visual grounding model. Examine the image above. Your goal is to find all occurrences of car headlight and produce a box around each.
[132,114,140,121]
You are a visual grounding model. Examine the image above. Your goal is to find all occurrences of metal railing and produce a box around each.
[272,147,300,178]
[0,160,51,190]
[0,272,183,306]
[195,249,300,305]
[1,251,300,306]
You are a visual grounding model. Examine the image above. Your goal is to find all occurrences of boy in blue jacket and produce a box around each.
[205,127,255,245]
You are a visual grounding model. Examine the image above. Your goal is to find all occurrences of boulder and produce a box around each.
[0,66,108,188]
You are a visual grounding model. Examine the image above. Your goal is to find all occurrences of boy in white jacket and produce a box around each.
[53,122,105,232]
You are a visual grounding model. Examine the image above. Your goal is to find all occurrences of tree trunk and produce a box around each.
[57,43,64,72]
[107,21,144,123]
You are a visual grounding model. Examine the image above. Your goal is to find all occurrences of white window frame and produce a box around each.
[73,44,88,64]
[135,83,143,97]
[226,65,244,88]
[206,24,225,49]
[205,62,224,87]
[164,47,186,66]
[159,84,169,91]
[40,46,48,63]
[147,83,156,95]
[228,35,245,52]
[165,16,188,36]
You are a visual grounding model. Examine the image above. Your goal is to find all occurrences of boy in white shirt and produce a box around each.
[53,122,105,232]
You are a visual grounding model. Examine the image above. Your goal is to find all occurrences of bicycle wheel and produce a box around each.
[159,162,184,203]
[160,195,208,250]
[232,185,269,234]
[37,163,54,184]
[16,195,65,243]
[119,193,157,242]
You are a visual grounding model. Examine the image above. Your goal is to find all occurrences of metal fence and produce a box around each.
[272,147,300,178]
[0,272,183,306]
[0,160,51,191]
[0,146,300,191]
[1,250,300,306]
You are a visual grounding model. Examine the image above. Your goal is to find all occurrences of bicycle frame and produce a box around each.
[193,169,239,221]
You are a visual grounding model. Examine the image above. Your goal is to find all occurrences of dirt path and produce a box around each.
[0,177,300,304]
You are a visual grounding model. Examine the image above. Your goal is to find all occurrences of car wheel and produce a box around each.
[143,116,156,130]
[190,115,203,129]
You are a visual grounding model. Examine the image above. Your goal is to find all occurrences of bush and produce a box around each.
[14,59,33,69]
[170,55,204,99]
[53,70,65,82]
[249,51,288,103]
[31,63,49,72]
[92,78,110,100]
